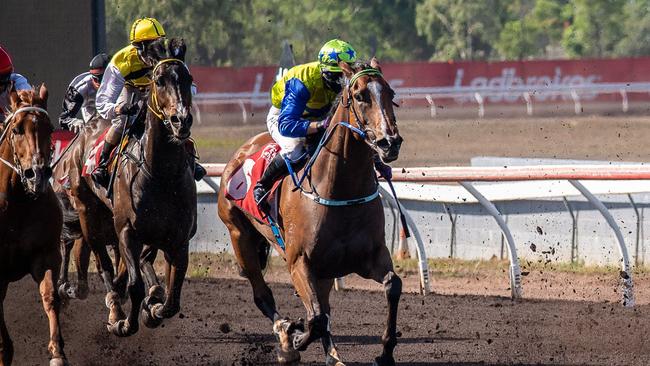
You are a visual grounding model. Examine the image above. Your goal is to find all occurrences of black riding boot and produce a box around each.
[194,162,207,181]
[253,154,289,208]
[91,141,116,188]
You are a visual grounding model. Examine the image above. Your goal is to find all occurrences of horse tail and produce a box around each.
[57,191,82,242]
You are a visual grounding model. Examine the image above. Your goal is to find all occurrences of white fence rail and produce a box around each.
[202,163,650,306]
[194,82,650,119]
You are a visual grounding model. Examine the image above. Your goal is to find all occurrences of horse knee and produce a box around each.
[384,272,402,301]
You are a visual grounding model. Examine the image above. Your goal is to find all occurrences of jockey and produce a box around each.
[254,39,392,206]
[93,17,205,187]
[59,53,110,132]
[0,45,31,121]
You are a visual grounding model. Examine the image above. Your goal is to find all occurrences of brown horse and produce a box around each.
[218,59,403,366]
[66,39,196,337]
[0,85,68,365]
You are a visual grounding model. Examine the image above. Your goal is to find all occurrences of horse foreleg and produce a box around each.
[0,282,13,366]
[107,226,143,337]
[367,248,401,366]
[33,264,68,365]
[289,257,329,352]
[71,238,90,299]
[315,279,344,366]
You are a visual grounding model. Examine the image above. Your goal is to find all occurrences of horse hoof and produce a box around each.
[141,304,163,329]
[105,291,121,309]
[326,352,345,366]
[58,283,73,300]
[276,346,300,364]
[49,357,69,366]
[373,355,396,366]
[107,319,134,337]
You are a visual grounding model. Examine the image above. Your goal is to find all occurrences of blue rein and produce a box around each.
[284,121,379,207]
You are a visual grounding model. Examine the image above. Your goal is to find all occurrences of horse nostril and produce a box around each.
[24,168,35,179]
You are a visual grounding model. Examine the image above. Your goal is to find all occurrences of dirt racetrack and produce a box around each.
[6,268,650,366]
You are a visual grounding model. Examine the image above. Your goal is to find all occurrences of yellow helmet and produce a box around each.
[129,17,166,44]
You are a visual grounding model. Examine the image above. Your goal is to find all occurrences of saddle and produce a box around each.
[81,128,129,177]
[225,143,283,223]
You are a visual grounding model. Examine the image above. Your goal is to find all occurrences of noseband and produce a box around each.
[0,105,50,186]
[147,58,189,130]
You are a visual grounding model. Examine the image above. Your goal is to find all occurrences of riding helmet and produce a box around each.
[89,53,110,76]
[129,17,166,44]
[318,39,357,72]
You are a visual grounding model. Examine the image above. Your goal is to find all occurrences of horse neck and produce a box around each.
[142,115,188,179]
[0,137,21,199]
[310,105,375,199]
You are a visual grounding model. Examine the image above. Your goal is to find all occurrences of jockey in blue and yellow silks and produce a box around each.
[253,39,357,205]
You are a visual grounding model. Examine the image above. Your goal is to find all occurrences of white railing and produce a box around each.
[201,163,650,305]
[194,82,650,119]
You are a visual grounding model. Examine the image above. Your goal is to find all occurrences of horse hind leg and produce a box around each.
[71,238,91,299]
[365,247,402,366]
[144,246,187,328]
[227,221,298,363]
[56,238,74,302]
[0,282,14,366]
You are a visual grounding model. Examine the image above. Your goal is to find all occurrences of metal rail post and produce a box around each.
[570,90,582,115]
[628,194,643,267]
[562,197,579,263]
[523,92,533,116]
[458,182,523,300]
[474,92,485,118]
[443,203,457,259]
[425,94,437,118]
[570,180,634,307]
[378,186,431,295]
[620,89,629,113]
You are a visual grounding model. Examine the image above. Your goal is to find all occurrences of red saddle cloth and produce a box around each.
[225,143,282,222]
[81,128,112,177]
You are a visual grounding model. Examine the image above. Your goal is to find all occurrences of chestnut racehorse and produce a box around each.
[218,59,403,366]
[0,85,67,365]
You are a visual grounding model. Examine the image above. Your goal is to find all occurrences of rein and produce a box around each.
[288,67,384,207]
[0,106,50,178]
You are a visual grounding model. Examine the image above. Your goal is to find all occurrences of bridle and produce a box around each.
[0,105,51,186]
[288,67,390,206]
[342,68,385,149]
[147,58,190,130]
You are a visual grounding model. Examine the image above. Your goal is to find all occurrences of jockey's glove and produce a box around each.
[374,158,393,180]
[118,102,139,116]
[316,117,330,132]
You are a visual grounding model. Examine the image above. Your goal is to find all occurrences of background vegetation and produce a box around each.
[105,0,650,66]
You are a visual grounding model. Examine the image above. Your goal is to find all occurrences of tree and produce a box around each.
[561,0,626,58]
[415,0,509,61]
[615,0,650,56]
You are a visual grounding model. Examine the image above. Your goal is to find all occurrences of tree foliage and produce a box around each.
[104,0,650,65]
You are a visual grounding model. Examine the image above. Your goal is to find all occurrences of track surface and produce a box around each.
[6,273,650,366]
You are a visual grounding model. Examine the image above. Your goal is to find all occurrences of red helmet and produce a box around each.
[0,46,13,76]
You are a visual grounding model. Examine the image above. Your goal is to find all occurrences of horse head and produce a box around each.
[3,84,53,195]
[339,58,402,163]
[147,38,194,143]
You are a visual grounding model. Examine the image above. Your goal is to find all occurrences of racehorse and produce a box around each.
[218,58,403,366]
[0,85,68,365]
[87,38,196,337]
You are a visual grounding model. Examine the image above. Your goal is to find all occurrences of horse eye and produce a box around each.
[354,93,365,103]
[12,126,23,135]
[156,78,165,87]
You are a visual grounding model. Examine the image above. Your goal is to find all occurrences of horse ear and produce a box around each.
[38,83,48,108]
[370,57,382,72]
[169,38,187,61]
[338,61,354,78]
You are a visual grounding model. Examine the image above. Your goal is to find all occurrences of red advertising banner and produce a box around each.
[190,57,650,106]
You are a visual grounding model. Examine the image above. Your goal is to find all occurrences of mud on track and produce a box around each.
[6,273,650,366]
